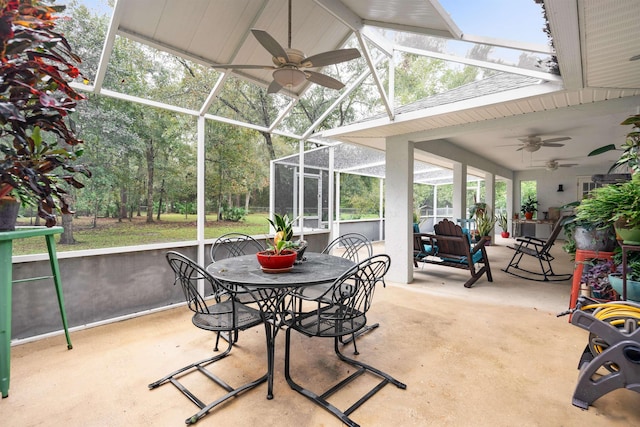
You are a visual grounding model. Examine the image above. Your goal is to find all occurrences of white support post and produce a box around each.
[196,116,206,292]
[385,137,413,284]
[453,162,467,223]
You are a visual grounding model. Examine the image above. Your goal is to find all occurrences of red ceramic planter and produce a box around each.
[501,231,510,238]
[256,250,297,272]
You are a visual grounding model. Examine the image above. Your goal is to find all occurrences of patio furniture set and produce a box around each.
[149,233,406,426]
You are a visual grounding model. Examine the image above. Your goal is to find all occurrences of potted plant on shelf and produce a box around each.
[520,196,537,220]
[574,173,640,244]
[580,258,617,300]
[608,252,640,302]
[497,212,509,238]
[0,0,90,230]
[257,213,299,271]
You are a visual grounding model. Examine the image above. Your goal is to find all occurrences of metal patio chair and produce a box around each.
[316,233,377,353]
[210,232,265,341]
[149,251,266,425]
[210,232,264,263]
[284,254,406,427]
[503,216,572,282]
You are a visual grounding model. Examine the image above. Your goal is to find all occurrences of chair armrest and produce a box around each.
[515,236,546,245]
[470,236,490,254]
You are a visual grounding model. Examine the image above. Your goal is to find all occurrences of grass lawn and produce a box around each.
[12,212,271,255]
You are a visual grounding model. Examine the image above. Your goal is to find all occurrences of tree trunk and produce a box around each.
[156,178,164,221]
[59,195,76,244]
[146,138,155,223]
[245,191,250,212]
[59,214,75,244]
[119,186,127,222]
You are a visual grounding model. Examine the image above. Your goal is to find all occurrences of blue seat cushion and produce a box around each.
[441,250,483,265]
[421,244,437,255]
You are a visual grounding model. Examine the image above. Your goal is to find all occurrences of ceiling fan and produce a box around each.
[210,0,361,94]
[529,160,579,171]
[510,135,572,152]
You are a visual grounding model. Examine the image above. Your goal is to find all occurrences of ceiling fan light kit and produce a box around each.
[273,68,306,88]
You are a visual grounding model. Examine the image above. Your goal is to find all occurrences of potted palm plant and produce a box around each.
[0,0,90,230]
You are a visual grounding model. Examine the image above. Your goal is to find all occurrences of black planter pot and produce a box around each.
[574,225,616,252]
[0,198,20,231]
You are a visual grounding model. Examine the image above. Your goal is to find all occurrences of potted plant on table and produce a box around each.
[520,196,537,220]
[0,0,90,230]
[257,213,300,271]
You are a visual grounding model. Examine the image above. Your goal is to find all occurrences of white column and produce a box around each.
[385,137,413,284]
[196,116,206,270]
[453,162,467,222]
[485,172,496,235]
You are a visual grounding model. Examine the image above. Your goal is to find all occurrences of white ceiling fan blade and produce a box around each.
[542,136,571,143]
[251,29,289,63]
[300,48,361,68]
[305,71,345,90]
[559,163,578,167]
[540,142,565,147]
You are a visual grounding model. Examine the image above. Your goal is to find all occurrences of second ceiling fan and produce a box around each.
[211,0,361,94]
[511,135,571,152]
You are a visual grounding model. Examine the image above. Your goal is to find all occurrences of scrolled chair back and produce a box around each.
[297,254,390,337]
[166,251,224,314]
[322,232,373,263]
[210,232,264,263]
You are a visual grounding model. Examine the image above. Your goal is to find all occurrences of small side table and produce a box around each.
[0,226,73,398]
[568,249,615,321]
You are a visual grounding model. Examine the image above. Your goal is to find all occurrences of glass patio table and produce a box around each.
[206,252,355,399]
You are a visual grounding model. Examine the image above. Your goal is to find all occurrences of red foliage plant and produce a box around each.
[0,0,89,226]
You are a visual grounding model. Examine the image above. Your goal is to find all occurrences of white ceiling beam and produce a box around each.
[93,0,125,93]
[356,33,393,120]
[301,53,386,140]
[461,34,554,55]
[199,74,229,116]
[268,99,299,133]
[313,0,394,56]
[396,45,562,82]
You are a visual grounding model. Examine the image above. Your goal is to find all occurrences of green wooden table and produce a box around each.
[0,226,72,398]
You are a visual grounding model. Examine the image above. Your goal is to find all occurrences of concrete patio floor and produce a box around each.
[3,237,640,426]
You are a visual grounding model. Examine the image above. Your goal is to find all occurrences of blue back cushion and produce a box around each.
[461,228,473,245]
